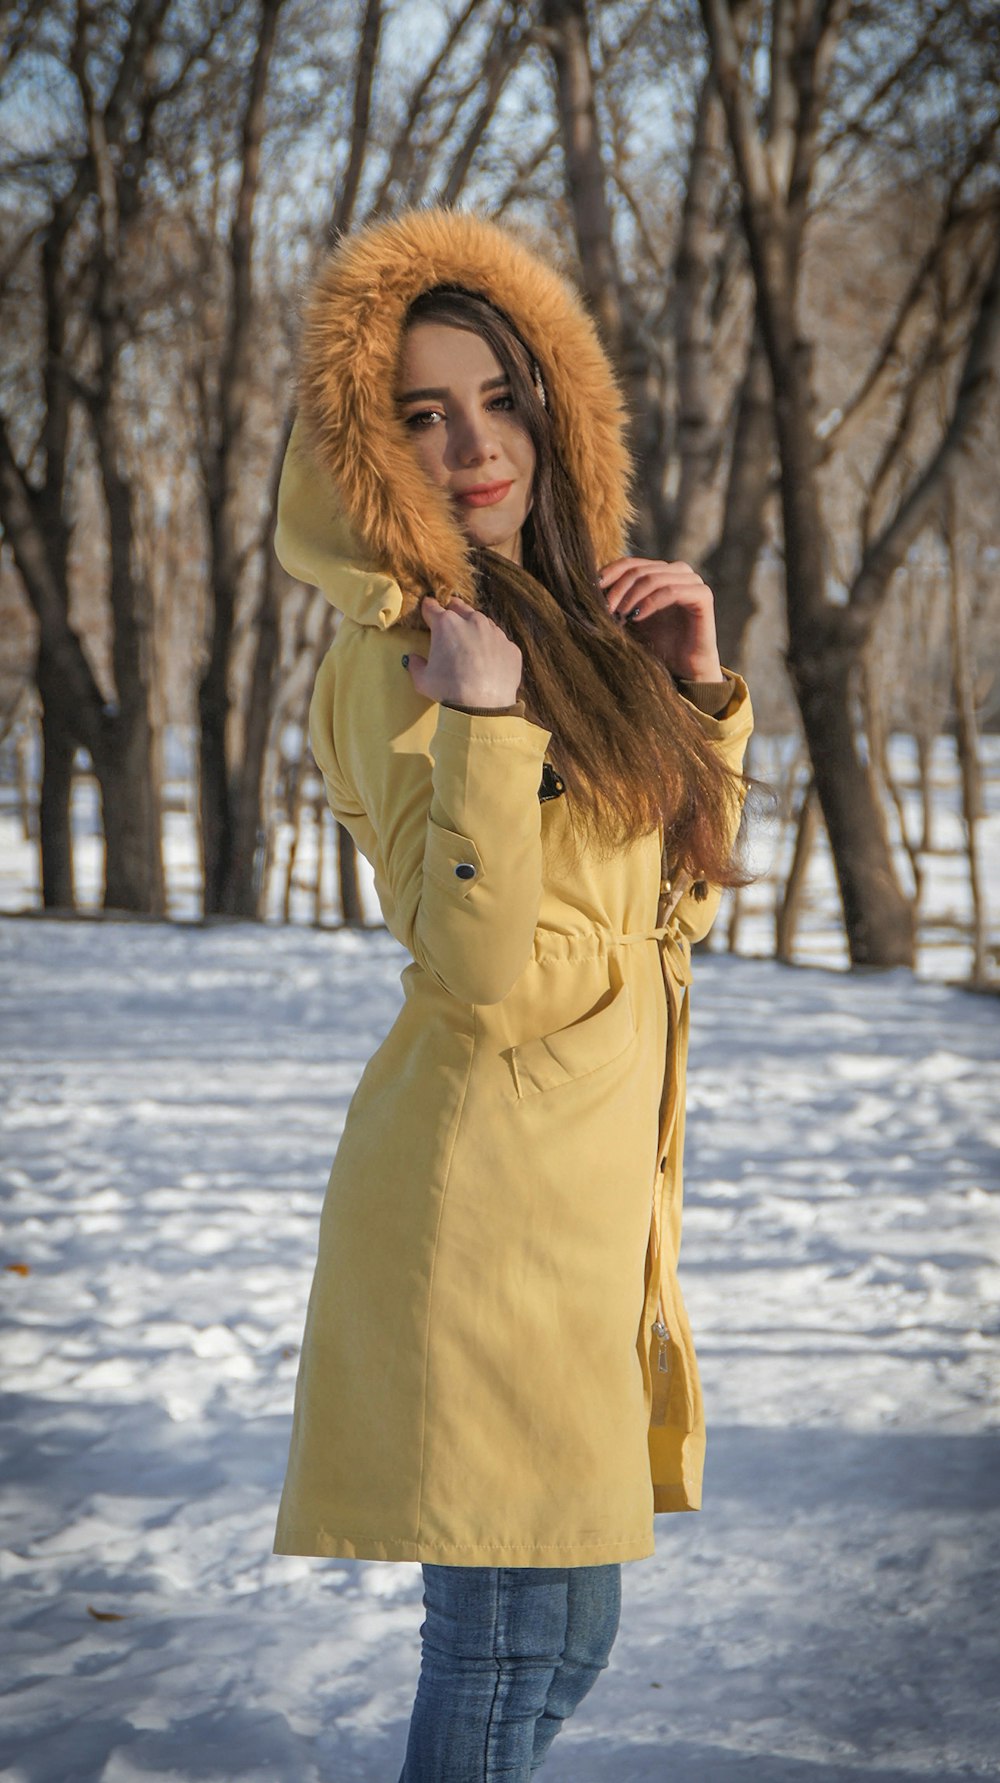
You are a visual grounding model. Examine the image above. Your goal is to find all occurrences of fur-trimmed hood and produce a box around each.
[274,206,636,631]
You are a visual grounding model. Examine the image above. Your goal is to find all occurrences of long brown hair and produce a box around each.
[403,285,756,887]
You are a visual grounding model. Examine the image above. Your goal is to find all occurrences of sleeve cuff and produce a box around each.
[442,697,527,717]
[673,674,736,717]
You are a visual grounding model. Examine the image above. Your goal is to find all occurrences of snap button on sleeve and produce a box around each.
[423,825,484,897]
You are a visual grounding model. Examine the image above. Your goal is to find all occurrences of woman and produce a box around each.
[273,206,755,1780]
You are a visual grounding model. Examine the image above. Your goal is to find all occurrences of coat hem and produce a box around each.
[652,1486,702,1513]
[272,1527,657,1566]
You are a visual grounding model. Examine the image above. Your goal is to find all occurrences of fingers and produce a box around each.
[599,561,713,618]
[421,592,476,622]
[624,575,695,613]
[598,558,702,584]
[600,563,703,602]
[414,592,521,704]
[403,649,429,695]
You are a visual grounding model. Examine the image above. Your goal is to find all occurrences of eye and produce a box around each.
[403,408,443,429]
[488,392,516,412]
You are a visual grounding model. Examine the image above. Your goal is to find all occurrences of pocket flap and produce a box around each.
[510,975,635,1097]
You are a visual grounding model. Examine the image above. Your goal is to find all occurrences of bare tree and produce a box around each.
[4,0,996,962]
[0,0,236,912]
[194,0,287,917]
[539,0,676,552]
[697,0,1000,967]
[540,0,775,673]
[946,486,988,985]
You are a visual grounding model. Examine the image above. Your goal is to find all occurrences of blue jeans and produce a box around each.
[397,1562,622,1780]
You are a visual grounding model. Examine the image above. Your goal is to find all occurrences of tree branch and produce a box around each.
[329,0,382,239]
[0,415,105,754]
[850,219,1000,621]
[370,0,488,218]
[437,12,531,206]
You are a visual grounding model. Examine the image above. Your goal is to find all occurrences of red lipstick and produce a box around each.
[454,481,513,508]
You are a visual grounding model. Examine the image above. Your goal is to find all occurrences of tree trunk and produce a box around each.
[6,0,259,921]
[863,650,922,911]
[673,71,729,563]
[701,320,774,669]
[776,776,818,964]
[220,552,281,917]
[0,419,164,914]
[95,441,165,915]
[0,426,102,897]
[916,727,934,853]
[16,714,34,846]
[338,820,363,924]
[330,0,382,235]
[674,3,771,645]
[770,301,914,964]
[37,650,76,910]
[541,0,622,347]
[947,503,987,985]
[198,0,285,916]
[198,659,231,920]
[789,645,915,966]
[312,794,327,924]
[95,699,164,915]
[541,0,670,553]
[699,0,918,967]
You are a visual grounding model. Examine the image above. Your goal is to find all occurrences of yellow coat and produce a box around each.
[272,208,754,1567]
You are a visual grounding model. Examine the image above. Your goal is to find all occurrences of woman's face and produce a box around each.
[394,321,536,563]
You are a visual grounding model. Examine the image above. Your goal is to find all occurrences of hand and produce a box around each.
[598,558,724,681]
[404,593,523,706]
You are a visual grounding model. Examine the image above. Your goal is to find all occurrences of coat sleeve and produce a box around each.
[309,622,554,1006]
[670,668,755,947]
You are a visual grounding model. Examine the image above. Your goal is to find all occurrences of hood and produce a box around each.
[274,205,636,630]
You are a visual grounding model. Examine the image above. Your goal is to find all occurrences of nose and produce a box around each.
[451,405,501,468]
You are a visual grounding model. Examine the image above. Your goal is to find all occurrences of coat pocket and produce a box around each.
[508,972,636,1098]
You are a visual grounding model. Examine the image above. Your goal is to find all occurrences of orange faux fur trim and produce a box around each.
[296,206,636,630]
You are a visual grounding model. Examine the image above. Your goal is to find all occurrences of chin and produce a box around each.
[466,508,530,555]
[468,522,508,549]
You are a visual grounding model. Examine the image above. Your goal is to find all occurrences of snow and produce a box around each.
[2,731,998,985]
[1,916,998,1781]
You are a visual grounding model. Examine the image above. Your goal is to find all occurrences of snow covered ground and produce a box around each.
[1,916,998,1782]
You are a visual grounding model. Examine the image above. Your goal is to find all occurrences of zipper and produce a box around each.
[652,1306,671,1371]
[648,1158,672,1424]
[647,886,688,1429]
[649,1286,672,1427]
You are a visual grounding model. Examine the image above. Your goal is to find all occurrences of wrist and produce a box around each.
[674,656,724,683]
[446,685,522,707]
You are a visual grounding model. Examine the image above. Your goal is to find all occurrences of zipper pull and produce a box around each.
[649,1313,673,1427]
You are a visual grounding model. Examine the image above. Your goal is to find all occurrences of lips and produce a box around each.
[454,481,513,508]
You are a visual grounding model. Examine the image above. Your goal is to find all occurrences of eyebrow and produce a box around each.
[395,374,510,403]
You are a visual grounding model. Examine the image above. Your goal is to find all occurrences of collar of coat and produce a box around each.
[275,205,636,632]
